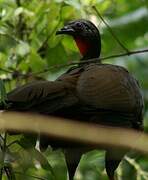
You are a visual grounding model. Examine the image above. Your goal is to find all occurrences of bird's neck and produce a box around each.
[74,37,101,61]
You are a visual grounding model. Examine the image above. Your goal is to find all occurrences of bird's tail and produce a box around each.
[105,149,126,180]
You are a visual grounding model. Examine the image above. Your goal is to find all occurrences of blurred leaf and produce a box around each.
[15,41,30,57]
[27,49,46,72]
[46,42,68,67]
[0,33,18,52]
[19,134,37,149]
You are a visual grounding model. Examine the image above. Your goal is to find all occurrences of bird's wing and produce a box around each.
[4,80,78,114]
[77,64,143,129]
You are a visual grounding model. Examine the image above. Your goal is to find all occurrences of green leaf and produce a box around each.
[46,42,68,68]
[19,134,37,149]
[27,49,46,72]
[15,41,30,57]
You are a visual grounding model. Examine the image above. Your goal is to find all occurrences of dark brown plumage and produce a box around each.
[0,19,143,180]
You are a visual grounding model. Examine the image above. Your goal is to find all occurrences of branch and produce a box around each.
[29,48,148,76]
[92,6,130,53]
[0,111,148,154]
[0,68,13,74]
[1,48,148,77]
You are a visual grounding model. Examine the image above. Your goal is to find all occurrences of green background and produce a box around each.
[0,0,148,179]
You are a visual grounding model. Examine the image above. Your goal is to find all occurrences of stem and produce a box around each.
[0,136,4,141]
[4,166,11,180]
[7,140,19,148]
[4,166,16,180]
[0,133,7,180]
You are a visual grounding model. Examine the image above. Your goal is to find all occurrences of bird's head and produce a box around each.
[56,19,101,61]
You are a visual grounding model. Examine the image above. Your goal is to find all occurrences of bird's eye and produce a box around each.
[75,22,83,29]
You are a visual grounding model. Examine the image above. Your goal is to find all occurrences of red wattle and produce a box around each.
[74,37,90,56]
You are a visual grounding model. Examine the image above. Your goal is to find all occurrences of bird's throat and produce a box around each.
[74,37,90,57]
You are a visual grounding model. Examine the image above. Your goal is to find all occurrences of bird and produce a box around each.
[0,19,143,180]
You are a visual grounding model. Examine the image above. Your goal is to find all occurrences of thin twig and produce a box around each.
[4,166,15,180]
[28,48,148,76]
[7,140,19,148]
[0,135,4,150]
[3,132,7,156]
[0,68,13,74]
[4,167,10,180]
[0,135,4,141]
[92,6,130,53]
[0,133,7,180]
[0,48,148,77]
[0,143,3,150]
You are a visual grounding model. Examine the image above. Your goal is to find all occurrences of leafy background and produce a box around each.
[0,0,148,179]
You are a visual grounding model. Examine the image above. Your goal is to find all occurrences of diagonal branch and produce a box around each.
[1,48,148,77]
[0,111,148,154]
[92,6,130,54]
[29,48,148,76]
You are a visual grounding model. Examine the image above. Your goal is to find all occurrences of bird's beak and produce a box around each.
[56,25,75,35]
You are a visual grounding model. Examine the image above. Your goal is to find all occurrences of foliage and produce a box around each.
[0,0,148,180]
